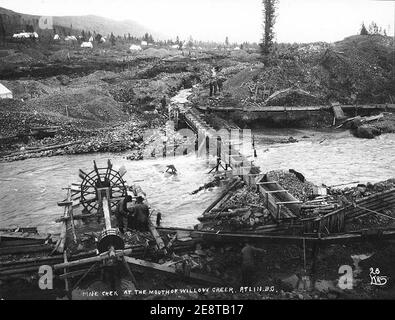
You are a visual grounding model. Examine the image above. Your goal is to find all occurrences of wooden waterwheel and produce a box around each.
[79,160,127,214]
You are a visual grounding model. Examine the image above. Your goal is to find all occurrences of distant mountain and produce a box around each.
[0,7,165,40]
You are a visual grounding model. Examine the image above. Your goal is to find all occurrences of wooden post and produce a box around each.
[148,221,166,253]
[63,251,70,297]
[97,188,112,231]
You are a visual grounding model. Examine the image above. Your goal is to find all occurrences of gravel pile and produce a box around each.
[266,170,315,201]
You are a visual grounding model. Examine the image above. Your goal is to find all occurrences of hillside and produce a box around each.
[0,7,163,39]
[217,34,395,107]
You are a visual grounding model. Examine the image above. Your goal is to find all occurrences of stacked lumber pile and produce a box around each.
[196,182,279,232]
[301,196,341,217]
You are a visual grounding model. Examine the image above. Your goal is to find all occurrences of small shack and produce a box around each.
[0,83,13,99]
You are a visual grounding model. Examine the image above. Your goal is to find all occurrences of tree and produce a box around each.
[187,36,194,48]
[225,36,229,47]
[176,36,180,44]
[110,32,116,46]
[360,23,368,36]
[26,24,35,32]
[261,0,278,55]
[368,22,379,35]
[95,33,103,43]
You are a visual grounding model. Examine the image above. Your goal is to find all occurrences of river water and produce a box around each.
[0,128,394,234]
[253,129,395,187]
[0,153,221,233]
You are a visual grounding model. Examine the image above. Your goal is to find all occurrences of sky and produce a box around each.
[0,0,394,43]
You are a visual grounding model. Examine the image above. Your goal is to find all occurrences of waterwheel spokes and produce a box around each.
[79,161,127,214]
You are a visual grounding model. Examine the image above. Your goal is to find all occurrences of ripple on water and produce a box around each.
[0,153,221,234]
[1,130,394,233]
[254,132,395,186]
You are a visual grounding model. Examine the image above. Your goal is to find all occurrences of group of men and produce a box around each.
[114,191,265,286]
[114,195,150,233]
[209,66,226,97]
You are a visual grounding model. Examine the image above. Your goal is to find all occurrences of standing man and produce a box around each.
[161,95,168,110]
[128,196,150,232]
[216,66,226,93]
[209,67,218,97]
[241,242,266,286]
[114,195,133,234]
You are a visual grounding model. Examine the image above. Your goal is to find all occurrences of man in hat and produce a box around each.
[114,195,133,233]
[128,196,150,232]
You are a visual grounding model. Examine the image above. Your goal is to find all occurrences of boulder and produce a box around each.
[355,126,381,139]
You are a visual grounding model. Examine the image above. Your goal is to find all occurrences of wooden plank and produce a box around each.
[203,178,241,215]
[148,221,166,252]
[0,239,44,247]
[57,188,71,253]
[0,244,53,255]
[256,181,278,185]
[260,190,288,194]
[316,188,395,222]
[0,232,49,241]
[59,268,97,280]
[54,249,133,270]
[276,201,303,205]
[124,256,223,285]
[332,105,346,119]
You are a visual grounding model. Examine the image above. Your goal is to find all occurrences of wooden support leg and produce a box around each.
[71,262,99,292]
[63,251,69,294]
[310,243,319,288]
[122,257,138,287]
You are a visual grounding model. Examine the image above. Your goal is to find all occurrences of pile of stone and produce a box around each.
[266,170,315,201]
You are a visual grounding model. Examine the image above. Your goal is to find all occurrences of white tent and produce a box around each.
[0,83,12,99]
[81,42,93,48]
[13,32,38,39]
[89,36,94,42]
[53,34,60,40]
[141,41,148,46]
[65,36,77,41]
[129,44,142,51]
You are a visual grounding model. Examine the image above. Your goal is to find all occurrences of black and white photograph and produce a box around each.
[0,0,394,305]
